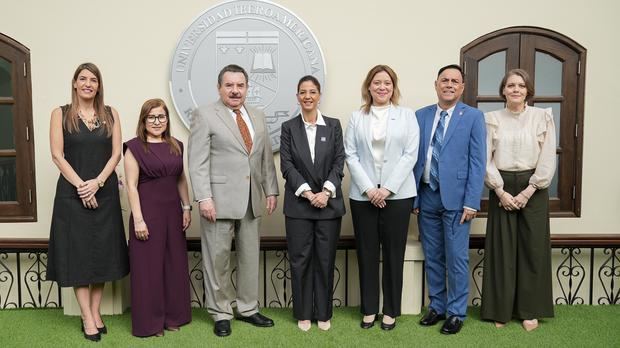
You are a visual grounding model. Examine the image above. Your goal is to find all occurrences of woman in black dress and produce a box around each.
[47,63,129,342]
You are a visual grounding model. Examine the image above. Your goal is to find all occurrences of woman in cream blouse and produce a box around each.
[480,69,556,331]
[344,65,419,331]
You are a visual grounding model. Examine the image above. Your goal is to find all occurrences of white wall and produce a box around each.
[1,0,618,239]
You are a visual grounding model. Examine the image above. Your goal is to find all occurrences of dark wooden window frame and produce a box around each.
[0,33,36,222]
[461,26,586,218]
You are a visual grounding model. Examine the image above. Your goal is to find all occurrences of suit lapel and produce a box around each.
[246,106,259,155]
[214,100,248,154]
[441,102,465,151]
[423,105,437,154]
[384,107,397,150]
[314,123,330,171]
[295,117,315,170]
[294,116,321,186]
[361,111,374,155]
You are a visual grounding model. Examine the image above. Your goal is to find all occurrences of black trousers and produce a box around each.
[285,217,342,321]
[350,198,413,317]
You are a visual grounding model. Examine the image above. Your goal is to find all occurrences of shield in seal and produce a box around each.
[170,0,326,152]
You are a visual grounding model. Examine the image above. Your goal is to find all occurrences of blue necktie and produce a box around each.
[429,110,448,191]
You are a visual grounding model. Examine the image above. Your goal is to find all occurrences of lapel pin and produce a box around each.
[459,111,464,116]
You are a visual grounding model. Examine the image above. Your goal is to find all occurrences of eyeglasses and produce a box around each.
[146,114,168,124]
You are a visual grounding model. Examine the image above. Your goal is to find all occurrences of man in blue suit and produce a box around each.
[413,64,486,334]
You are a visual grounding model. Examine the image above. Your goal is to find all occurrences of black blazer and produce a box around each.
[280,114,346,219]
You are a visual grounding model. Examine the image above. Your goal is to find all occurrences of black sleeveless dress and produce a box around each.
[47,105,129,287]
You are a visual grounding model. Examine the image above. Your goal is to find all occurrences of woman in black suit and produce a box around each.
[280,75,346,331]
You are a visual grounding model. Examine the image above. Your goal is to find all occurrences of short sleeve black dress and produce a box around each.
[47,105,129,287]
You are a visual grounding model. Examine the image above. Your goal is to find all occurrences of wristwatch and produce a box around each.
[182,205,192,211]
[97,178,105,188]
[322,188,332,197]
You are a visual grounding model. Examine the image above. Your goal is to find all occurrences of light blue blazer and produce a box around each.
[344,105,420,201]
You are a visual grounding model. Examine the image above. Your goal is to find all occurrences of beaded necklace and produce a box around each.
[78,110,101,131]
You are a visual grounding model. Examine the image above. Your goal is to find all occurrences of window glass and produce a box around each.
[0,57,11,97]
[478,51,506,95]
[478,102,505,113]
[0,104,14,149]
[0,157,16,201]
[535,51,562,96]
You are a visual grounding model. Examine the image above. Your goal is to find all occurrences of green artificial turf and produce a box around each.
[0,306,618,347]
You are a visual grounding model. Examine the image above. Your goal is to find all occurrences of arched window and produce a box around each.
[461,26,586,217]
[0,33,36,222]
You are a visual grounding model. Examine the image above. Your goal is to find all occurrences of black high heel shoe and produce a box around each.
[83,320,107,334]
[81,322,102,342]
[360,314,379,329]
[380,320,396,330]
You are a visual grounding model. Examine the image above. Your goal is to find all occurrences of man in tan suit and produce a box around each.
[188,64,279,337]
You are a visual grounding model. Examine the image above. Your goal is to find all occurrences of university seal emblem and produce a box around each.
[170,0,326,151]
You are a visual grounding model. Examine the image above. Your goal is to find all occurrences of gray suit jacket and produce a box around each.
[188,99,279,219]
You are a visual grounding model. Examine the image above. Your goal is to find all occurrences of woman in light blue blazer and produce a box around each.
[344,65,419,330]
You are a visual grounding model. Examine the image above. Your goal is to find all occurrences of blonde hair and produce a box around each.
[360,65,401,114]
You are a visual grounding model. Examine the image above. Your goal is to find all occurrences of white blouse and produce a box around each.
[485,105,557,190]
[370,104,390,182]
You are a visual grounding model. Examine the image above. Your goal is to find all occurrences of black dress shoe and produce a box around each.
[214,320,231,337]
[380,320,396,331]
[440,316,464,334]
[236,313,274,327]
[360,315,378,329]
[419,309,446,326]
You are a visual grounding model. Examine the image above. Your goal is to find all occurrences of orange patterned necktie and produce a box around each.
[234,109,253,153]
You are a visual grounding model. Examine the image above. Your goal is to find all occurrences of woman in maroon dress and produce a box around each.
[123,98,192,337]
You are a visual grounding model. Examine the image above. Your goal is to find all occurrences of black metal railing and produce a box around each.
[1,235,619,310]
[466,235,620,306]
[0,240,61,309]
[185,237,356,309]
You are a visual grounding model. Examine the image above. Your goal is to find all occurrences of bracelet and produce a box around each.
[182,205,192,211]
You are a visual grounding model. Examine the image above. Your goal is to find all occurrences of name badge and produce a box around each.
[320,137,326,142]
